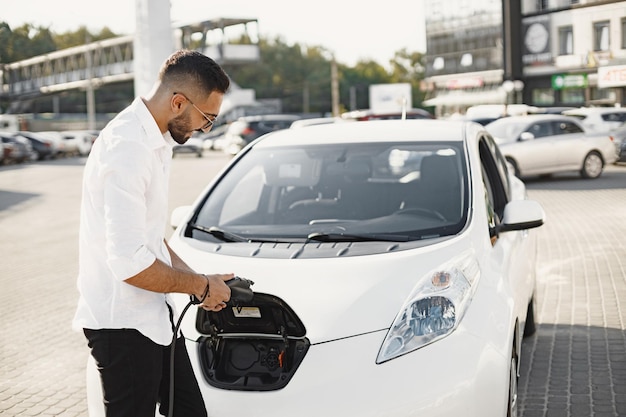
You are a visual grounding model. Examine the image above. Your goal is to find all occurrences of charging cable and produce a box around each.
[167,277,254,417]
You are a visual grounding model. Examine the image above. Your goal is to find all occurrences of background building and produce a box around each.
[422,0,626,117]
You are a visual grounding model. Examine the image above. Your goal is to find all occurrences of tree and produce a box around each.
[224,37,336,114]
[0,25,428,115]
[0,23,56,62]
[388,48,427,107]
[53,26,118,49]
[0,21,119,63]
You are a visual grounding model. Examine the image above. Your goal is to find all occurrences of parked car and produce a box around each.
[289,116,347,128]
[195,123,229,151]
[172,136,204,157]
[485,114,617,179]
[562,107,626,133]
[530,106,576,115]
[87,120,545,417]
[0,132,33,163]
[37,131,66,157]
[17,131,55,161]
[341,108,434,121]
[609,122,626,163]
[222,114,302,155]
[60,130,98,156]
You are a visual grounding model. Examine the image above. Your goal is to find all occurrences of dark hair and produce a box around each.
[159,49,230,95]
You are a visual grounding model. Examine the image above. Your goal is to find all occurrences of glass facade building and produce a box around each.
[422,0,626,117]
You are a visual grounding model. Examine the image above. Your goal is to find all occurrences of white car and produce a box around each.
[486,114,618,179]
[60,130,98,156]
[88,120,545,417]
[562,107,626,133]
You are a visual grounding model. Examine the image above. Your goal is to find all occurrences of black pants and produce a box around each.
[84,328,207,417]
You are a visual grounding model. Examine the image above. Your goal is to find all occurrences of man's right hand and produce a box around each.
[197,273,234,311]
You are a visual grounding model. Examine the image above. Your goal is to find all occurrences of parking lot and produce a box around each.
[0,153,624,416]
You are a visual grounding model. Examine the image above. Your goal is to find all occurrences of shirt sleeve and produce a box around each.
[101,137,157,281]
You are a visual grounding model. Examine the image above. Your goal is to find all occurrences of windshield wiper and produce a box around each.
[306,232,411,243]
[189,224,296,243]
[189,224,249,242]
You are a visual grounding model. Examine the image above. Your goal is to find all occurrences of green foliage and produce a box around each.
[0,23,427,114]
[54,26,119,50]
[224,35,427,114]
[0,21,119,63]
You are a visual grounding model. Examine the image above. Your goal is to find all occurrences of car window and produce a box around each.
[485,119,528,142]
[527,122,552,138]
[483,133,510,200]
[602,112,626,123]
[257,120,295,131]
[554,121,583,134]
[193,141,469,242]
[478,136,509,243]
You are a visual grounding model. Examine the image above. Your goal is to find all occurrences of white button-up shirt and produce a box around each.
[72,97,177,346]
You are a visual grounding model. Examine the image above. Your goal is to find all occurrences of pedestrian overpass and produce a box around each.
[0,17,260,114]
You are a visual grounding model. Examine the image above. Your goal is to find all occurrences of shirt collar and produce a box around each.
[131,97,172,150]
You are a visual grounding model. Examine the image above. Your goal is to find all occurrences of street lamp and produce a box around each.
[501,79,524,115]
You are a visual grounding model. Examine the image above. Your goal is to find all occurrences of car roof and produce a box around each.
[251,119,470,148]
[563,107,626,115]
[237,114,302,122]
[489,114,581,123]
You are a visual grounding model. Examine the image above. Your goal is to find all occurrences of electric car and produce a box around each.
[87,119,545,417]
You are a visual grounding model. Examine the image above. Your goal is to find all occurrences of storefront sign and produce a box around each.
[446,78,484,89]
[522,15,552,66]
[551,74,587,90]
[597,65,626,88]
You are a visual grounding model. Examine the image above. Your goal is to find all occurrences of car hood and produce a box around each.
[170,235,470,344]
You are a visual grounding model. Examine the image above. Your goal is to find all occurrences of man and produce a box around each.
[73,50,232,417]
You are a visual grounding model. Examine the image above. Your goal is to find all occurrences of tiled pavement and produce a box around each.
[1,157,625,416]
[519,168,626,417]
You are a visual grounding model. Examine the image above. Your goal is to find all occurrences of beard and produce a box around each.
[168,113,192,144]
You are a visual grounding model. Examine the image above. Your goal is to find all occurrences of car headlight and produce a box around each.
[376,252,480,363]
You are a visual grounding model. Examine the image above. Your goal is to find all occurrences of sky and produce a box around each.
[3,0,426,67]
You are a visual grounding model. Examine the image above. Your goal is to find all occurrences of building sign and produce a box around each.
[446,77,484,89]
[597,65,626,88]
[369,83,412,112]
[522,15,552,66]
[551,74,588,90]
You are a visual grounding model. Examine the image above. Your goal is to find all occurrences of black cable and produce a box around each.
[168,299,194,417]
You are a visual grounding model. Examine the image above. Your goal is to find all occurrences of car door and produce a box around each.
[479,135,534,326]
[548,120,587,170]
[511,120,557,175]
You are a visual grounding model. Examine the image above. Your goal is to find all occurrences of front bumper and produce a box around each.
[187,326,509,417]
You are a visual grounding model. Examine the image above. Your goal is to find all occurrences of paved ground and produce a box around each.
[0,154,624,416]
[517,166,626,417]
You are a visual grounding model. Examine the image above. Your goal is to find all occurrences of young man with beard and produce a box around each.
[73,49,233,417]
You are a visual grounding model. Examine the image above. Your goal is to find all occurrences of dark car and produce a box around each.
[222,114,302,155]
[172,136,204,157]
[0,133,33,163]
[17,131,55,160]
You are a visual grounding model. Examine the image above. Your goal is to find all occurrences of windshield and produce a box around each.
[485,119,529,142]
[192,142,468,243]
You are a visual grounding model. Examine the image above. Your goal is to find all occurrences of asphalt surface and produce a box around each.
[0,153,624,417]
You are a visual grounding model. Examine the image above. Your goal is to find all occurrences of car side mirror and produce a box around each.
[170,205,193,229]
[519,132,535,141]
[497,199,545,232]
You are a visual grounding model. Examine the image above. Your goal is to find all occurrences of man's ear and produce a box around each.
[171,93,185,113]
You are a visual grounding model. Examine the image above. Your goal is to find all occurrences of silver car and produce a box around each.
[485,114,618,179]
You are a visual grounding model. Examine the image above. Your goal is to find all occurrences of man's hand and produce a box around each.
[197,273,234,311]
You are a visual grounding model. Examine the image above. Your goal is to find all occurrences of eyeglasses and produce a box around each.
[174,92,216,132]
